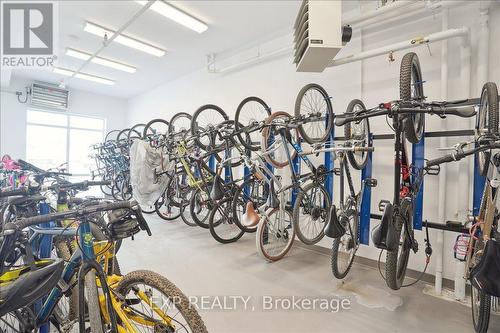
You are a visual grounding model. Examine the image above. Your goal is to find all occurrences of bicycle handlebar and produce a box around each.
[4,200,139,231]
[426,142,500,167]
[0,187,28,198]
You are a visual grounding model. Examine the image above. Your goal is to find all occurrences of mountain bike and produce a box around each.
[426,82,499,333]
[335,52,478,290]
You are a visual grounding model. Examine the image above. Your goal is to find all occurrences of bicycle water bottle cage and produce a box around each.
[324,205,345,239]
[364,178,378,187]
[372,202,398,251]
[210,175,225,201]
[266,180,280,209]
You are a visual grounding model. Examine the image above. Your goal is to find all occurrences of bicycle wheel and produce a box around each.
[128,123,145,142]
[0,311,28,332]
[191,104,229,151]
[120,174,133,200]
[209,197,245,244]
[189,187,213,229]
[169,112,192,135]
[260,112,298,168]
[180,188,197,227]
[104,129,120,142]
[232,177,267,233]
[385,199,413,290]
[143,119,169,140]
[116,270,207,333]
[331,203,359,279]
[344,99,371,170]
[235,97,271,151]
[293,182,330,245]
[295,83,333,144]
[476,82,499,176]
[470,236,492,333]
[400,52,425,144]
[256,208,295,261]
[84,271,106,333]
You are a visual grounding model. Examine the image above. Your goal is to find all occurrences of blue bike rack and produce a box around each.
[359,134,374,245]
[37,202,54,333]
[291,139,301,206]
[412,135,425,230]
[472,153,486,216]
[324,124,335,202]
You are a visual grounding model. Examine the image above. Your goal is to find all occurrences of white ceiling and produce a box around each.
[12,0,302,99]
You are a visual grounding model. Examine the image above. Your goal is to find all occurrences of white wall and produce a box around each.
[127,2,500,280]
[0,77,128,159]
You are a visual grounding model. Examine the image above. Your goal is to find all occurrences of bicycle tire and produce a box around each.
[331,206,359,279]
[235,96,271,151]
[127,123,145,142]
[256,208,295,261]
[143,118,169,139]
[344,99,371,170]
[260,111,298,168]
[84,271,105,333]
[295,83,333,144]
[169,112,192,135]
[476,82,499,176]
[385,199,413,290]
[155,189,182,221]
[116,270,208,333]
[104,129,120,143]
[292,182,330,245]
[471,277,492,333]
[191,104,229,151]
[209,197,245,244]
[400,52,425,144]
[189,187,212,229]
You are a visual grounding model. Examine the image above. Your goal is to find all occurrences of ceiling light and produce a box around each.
[136,0,208,33]
[65,48,136,73]
[83,22,166,57]
[53,67,115,85]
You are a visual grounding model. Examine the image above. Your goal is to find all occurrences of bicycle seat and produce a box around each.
[372,202,398,251]
[210,175,225,201]
[324,205,345,239]
[0,259,64,317]
[241,202,260,227]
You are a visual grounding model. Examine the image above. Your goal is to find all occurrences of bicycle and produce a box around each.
[425,81,499,333]
[335,52,478,290]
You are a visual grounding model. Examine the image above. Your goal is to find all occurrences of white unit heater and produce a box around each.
[293,0,347,73]
[30,81,69,110]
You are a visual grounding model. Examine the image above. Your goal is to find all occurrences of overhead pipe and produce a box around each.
[328,27,469,67]
[209,47,292,74]
[342,0,419,26]
[62,1,154,85]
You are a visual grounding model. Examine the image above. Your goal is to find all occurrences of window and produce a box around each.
[26,110,105,176]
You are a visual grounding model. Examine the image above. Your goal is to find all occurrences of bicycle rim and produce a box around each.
[293,183,330,245]
[257,208,295,261]
[295,84,333,144]
[235,97,271,151]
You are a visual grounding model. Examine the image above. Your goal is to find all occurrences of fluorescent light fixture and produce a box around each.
[53,67,115,85]
[136,0,208,33]
[65,48,137,73]
[83,21,166,57]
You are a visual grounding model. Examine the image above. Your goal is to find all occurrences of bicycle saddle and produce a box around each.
[210,175,225,201]
[266,180,279,209]
[372,202,398,251]
[324,205,345,239]
[241,202,260,227]
[0,259,64,317]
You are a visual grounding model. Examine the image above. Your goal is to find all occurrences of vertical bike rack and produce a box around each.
[472,154,486,216]
[37,202,54,333]
[291,138,302,206]
[324,121,335,202]
[412,135,425,230]
[359,134,374,245]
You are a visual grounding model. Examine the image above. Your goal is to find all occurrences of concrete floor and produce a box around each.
[119,215,500,333]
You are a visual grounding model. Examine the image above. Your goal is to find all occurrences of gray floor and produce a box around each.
[119,215,500,333]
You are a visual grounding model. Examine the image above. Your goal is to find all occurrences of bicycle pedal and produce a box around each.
[426,164,440,176]
[411,240,419,253]
[333,168,341,176]
[364,178,377,187]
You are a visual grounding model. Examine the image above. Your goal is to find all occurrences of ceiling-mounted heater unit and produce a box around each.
[293,0,350,72]
[30,81,69,110]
